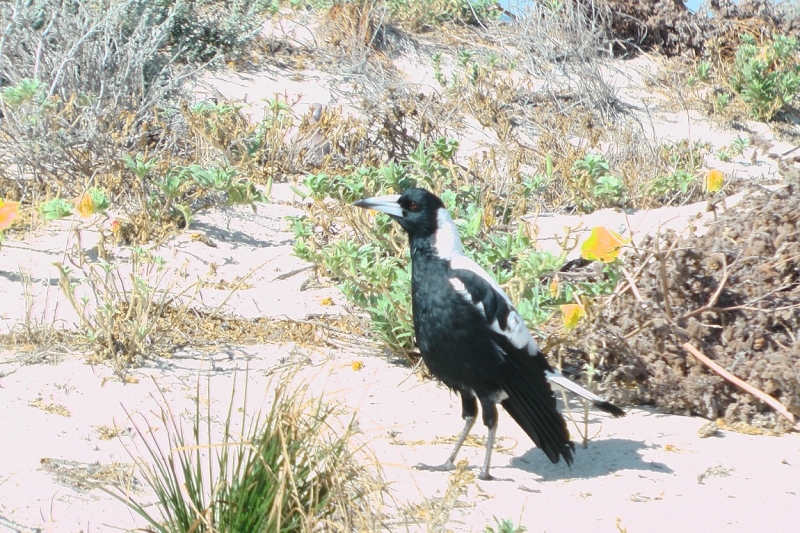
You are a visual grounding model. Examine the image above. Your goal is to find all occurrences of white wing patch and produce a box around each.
[450,277,488,317]
[449,255,540,355]
[545,370,606,403]
[449,277,466,292]
[440,215,541,356]
[505,309,538,354]
[449,277,471,302]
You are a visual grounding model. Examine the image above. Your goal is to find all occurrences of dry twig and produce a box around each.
[683,342,800,431]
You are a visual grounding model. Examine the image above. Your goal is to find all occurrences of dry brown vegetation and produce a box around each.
[561,182,800,429]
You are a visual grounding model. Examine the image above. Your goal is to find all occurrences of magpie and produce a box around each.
[354,188,625,480]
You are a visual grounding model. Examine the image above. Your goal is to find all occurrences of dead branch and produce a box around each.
[682,342,800,431]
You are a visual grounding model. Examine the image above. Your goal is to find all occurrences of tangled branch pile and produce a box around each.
[565,184,800,429]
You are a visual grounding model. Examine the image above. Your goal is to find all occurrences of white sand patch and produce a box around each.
[195,68,336,123]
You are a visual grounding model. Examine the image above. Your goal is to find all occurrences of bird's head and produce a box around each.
[353,188,444,236]
[353,188,464,258]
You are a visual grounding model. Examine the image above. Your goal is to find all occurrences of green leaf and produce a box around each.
[174,204,193,228]
[39,198,73,220]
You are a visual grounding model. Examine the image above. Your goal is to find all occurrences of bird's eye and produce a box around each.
[407,201,419,211]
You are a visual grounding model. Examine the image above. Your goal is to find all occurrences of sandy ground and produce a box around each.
[2,184,798,533]
[2,12,800,533]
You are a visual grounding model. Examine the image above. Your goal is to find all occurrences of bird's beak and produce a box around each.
[352,195,404,218]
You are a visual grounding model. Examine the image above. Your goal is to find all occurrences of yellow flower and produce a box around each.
[705,169,724,193]
[351,360,364,371]
[0,200,20,231]
[560,304,585,331]
[549,277,560,299]
[77,193,95,217]
[482,209,495,228]
[581,227,629,263]
[320,296,334,306]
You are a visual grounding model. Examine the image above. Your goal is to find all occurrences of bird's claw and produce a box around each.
[414,461,456,472]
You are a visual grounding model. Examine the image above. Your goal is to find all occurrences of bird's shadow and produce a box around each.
[508,438,672,480]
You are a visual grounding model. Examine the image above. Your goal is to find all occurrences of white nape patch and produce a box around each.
[434,208,465,259]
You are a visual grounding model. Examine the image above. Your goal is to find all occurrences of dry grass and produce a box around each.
[40,457,138,494]
[397,460,475,532]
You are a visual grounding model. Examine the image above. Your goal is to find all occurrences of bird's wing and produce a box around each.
[449,254,626,417]
[449,254,539,356]
[448,256,574,464]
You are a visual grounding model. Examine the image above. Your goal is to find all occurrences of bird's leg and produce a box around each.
[415,394,477,472]
[478,397,499,480]
[479,423,497,480]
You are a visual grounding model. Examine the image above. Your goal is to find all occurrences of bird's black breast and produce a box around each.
[410,251,506,396]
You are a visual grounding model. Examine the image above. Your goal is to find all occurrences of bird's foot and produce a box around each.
[477,469,513,481]
[477,469,494,481]
[414,460,456,472]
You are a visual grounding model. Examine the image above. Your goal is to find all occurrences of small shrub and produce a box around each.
[56,236,199,375]
[0,78,45,106]
[658,140,708,172]
[292,140,617,358]
[162,0,275,63]
[688,59,712,87]
[714,91,731,113]
[592,174,627,206]
[432,52,447,86]
[729,33,800,120]
[731,134,750,155]
[715,135,748,164]
[121,154,269,240]
[648,169,696,202]
[696,60,712,82]
[485,517,526,533]
[387,0,502,30]
[569,154,627,210]
[38,198,74,221]
[185,97,299,173]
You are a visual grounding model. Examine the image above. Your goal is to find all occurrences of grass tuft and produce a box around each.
[110,371,383,532]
